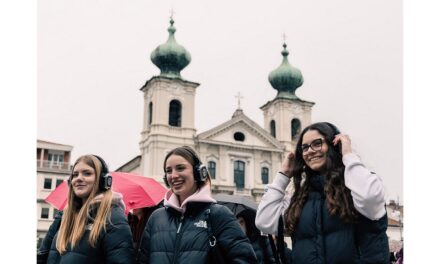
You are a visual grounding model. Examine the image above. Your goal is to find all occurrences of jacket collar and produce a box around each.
[163,184,216,214]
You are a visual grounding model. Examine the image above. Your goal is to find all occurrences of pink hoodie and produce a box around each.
[163,184,216,214]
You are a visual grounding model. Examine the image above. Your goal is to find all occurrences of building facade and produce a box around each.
[117,18,314,202]
[36,140,73,247]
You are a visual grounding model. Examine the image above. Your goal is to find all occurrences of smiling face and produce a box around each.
[165,154,198,204]
[71,161,97,203]
[301,130,329,174]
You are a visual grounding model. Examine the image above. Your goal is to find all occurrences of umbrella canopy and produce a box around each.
[45,172,167,214]
[212,193,258,215]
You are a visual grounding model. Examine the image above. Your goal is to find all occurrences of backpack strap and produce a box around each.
[276,215,287,264]
[204,207,217,247]
[268,234,281,264]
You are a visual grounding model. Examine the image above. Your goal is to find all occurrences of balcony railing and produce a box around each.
[37,160,71,171]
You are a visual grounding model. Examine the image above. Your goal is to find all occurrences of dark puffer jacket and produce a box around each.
[237,209,277,264]
[46,194,135,264]
[290,175,389,263]
[250,237,277,264]
[137,202,257,264]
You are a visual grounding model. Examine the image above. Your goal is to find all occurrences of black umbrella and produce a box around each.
[212,193,258,215]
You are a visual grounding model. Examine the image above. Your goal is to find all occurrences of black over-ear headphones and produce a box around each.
[324,122,341,135]
[163,146,209,188]
[94,155,112,191]
[68,155,112,191]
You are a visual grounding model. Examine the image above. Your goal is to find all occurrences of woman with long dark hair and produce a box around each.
[255,122,389,263]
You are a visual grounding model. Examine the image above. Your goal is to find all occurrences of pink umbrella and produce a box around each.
[45,172,167,214]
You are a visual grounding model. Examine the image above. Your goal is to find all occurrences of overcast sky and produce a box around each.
[37,0,402,202]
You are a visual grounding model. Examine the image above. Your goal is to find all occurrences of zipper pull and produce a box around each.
[176,215,184,233]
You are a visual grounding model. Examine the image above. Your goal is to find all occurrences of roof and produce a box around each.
[197,109,284,151]
[115,155,142,172]
[37,139,73,151]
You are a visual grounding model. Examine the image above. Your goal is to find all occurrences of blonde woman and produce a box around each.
[46,155,134,264]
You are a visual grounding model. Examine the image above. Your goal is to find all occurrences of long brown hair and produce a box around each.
[56,155,113,253]
[284,122,357,234]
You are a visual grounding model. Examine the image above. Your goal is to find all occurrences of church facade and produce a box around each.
[117,18,314,202]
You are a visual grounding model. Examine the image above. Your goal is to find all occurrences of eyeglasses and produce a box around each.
[300,138,324,154]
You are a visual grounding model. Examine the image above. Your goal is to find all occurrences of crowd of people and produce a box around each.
[37,122,401,263]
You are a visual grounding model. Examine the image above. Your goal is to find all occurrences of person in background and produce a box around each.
[255,122,389,263]
[46,154,135,264]
[137,146,257,263]
[390,246,403,264]
[128,204,162,250]
[269,235,292,264]
[237,209,277,263]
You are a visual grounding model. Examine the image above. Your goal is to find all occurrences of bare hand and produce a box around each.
[333,134,352,156]
[281,152,295,178]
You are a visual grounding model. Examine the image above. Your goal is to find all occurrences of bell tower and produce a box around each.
[139,17,199,181]
[260,42,314,152]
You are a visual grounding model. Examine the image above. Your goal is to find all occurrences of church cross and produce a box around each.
[235,92,244,109]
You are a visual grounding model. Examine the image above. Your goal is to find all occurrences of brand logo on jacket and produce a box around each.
[194,220,207,228]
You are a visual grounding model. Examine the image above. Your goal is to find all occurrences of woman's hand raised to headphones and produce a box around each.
[280,152,295,178]
[333,134,352,156]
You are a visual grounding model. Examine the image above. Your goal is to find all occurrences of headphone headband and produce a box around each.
[163,146,208,188]
[323,122,341,135]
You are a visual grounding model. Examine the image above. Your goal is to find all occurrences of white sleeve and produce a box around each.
[343,153,386,220]
[255,172,291,234]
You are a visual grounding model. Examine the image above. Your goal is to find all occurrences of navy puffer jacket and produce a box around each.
[46,194,135,264]
[250,236,277,264]
[137,202,257,264]
[237,209,277,264]
[290,175,389,263]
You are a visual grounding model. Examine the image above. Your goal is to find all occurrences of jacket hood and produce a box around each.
[163,184,216,214]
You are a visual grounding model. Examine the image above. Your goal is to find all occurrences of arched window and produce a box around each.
[261,167,269,184]
[148,102,153,125]
[168,100,182,127]
[208,161,216,179]
[270,120,276,138]
[234,160,245,189]
[291,118,301,139]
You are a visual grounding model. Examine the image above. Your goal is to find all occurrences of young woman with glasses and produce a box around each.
[255,122,389,263]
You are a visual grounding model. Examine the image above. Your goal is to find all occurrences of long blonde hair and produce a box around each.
[56,155,114,254]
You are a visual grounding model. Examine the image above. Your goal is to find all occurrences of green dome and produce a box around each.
[150,18,191,78]
[268,43,303,99]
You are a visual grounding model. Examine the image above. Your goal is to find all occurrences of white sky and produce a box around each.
[37,0,403,202]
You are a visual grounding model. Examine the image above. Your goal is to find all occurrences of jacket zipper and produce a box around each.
[172,215,185,264]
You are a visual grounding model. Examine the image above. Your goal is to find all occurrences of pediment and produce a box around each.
[197,110,283,150]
